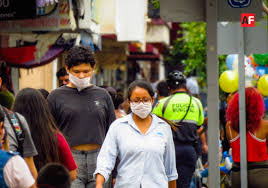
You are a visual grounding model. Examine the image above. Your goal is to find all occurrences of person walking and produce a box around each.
[13,88,77,180]
[226,87,268,188]
[94,80,177,188]
[47,46,116,188]
[56,67,70,87]
[0,108,36,188]
[0,63,38,179]
[153,71,204,188]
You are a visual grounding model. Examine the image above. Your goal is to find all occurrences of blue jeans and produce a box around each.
[71,149,112,188]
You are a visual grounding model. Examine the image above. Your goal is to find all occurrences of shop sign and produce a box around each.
[0,0,36,21]
[0,0,71,32]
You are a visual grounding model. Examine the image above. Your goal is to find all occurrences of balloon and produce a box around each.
[253,53,268,66]
[249,55,258,68]
[231,56,248,71]
[226,54,238,70]
[255,66,267,77]
[258,75,268,96]
[264,98,268,112]
[219,71,239,93]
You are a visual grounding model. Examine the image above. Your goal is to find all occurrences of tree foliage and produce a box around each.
[165,22,227,90]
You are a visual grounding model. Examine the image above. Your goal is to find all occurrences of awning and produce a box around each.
[0,46,64,68]
[127,43,160,61]
[0,34,76,69]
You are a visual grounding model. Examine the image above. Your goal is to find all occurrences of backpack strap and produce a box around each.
[162,95,176,117]
[2,107,24,157]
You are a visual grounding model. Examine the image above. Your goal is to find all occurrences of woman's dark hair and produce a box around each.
[114,94,124,109]
[38,89,50,99]
[127,80,154,100]
[65,46,96,69]
[100,86,124,109]
[13,88,60,170]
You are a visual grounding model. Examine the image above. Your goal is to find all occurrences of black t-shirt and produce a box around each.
[47,85,116,147]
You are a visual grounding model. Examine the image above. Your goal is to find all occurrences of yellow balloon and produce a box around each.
[219,71,239,93]
[257,75,268,96]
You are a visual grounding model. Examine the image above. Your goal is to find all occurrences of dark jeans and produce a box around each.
[175,143,198,188]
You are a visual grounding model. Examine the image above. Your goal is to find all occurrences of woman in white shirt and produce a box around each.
[94,80,177,188]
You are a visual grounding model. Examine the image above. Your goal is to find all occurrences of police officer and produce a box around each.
[152,71,204,188]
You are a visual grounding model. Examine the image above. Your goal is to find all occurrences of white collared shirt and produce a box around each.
[94,113,178,188]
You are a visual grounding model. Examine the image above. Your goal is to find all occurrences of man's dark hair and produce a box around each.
[37,163,71,188]
[127,80,154,100]
[65,46,96,69]
[56,68,68,79]
[0,62,8,86]
[156,81,169,97]
[100,86,124,109]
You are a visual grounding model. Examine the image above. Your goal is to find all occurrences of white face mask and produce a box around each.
[69,73,91,91]
[130,102,152,119]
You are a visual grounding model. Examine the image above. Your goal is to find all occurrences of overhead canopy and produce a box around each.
[0,35,75,68]
[0,46,64,68]
[128,43,160,61]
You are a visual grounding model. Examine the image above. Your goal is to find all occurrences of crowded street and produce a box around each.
[0,0,268,188]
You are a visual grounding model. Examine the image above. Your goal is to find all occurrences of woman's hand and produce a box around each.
[95,174,105,188]
[96,184,103,188]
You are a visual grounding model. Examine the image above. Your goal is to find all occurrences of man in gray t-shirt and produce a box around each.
[0,63,38,179]
[48,46,116,188]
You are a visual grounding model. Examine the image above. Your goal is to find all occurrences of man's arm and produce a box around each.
[105,93,116,132]
[24,157,38,179]
[198,127,208,154]
[69,170,77,181]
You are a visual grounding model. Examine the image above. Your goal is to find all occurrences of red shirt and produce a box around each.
[57,133,77,171]
[230,131,268,162]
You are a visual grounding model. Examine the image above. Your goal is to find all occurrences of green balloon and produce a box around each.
[253,52,268,66]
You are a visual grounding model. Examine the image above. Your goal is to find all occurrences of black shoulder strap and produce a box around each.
[162,95,176,117]
[162,93,192,124]
[2,107,24,157]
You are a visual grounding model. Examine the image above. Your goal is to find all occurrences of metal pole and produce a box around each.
[206,0,220,187]
[238,27,248,188]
